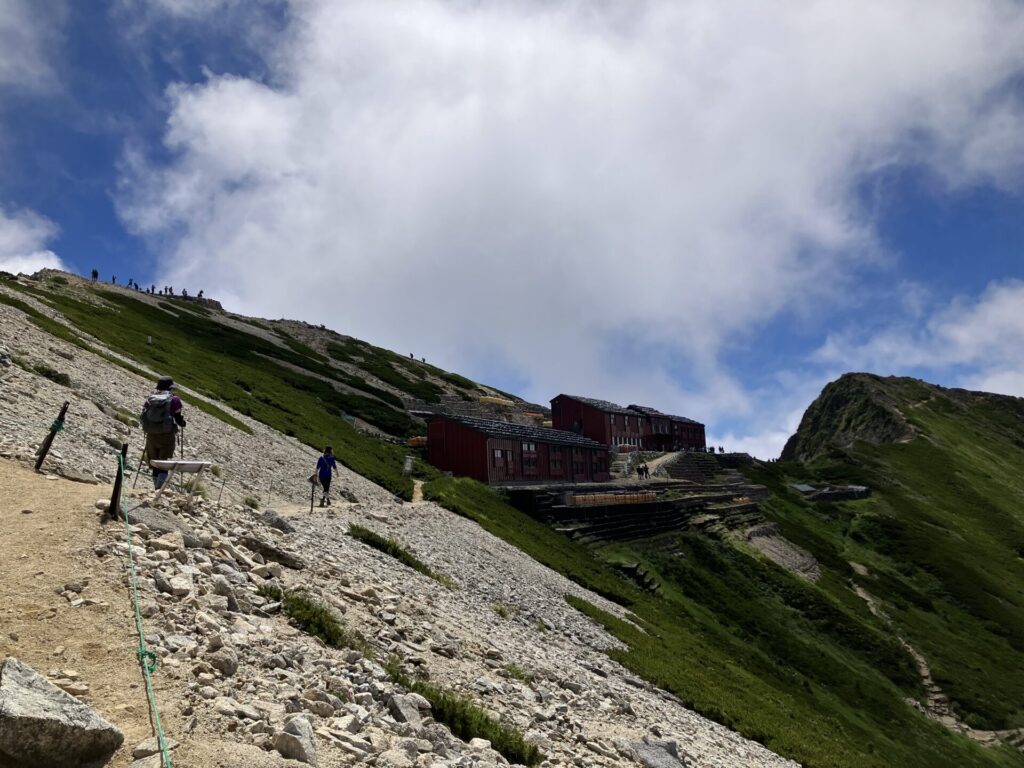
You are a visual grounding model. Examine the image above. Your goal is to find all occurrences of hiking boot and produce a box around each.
[326,498,331,506]
[319,498,326,508]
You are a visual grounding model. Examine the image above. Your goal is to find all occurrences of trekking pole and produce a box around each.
[131,446,148,489]
[35,401,70,472]
[309,476,315,514]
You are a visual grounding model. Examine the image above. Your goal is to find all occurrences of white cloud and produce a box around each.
[0,207,64,275]
[117,0,1024,433]
[816,279,1024,399]
[0,0,64,91]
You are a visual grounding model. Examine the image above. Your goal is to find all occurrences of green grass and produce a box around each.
[258,585,373,657]
[491,602,514,618]
[348,523,454,588]
[32,362,71,386]
[385,656,542,766]
[503,663,533,683]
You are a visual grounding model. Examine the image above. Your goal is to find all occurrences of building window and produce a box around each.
[610,414,615,425]
[522,442,536,452]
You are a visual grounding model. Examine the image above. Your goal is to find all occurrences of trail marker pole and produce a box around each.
[34,401,70,472]
[309,477,315,514]
[108,443,128,520]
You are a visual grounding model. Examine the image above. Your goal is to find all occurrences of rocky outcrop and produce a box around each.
[0,657,124,767]
[780,373,918,462]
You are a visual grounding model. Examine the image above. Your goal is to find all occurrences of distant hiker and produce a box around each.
[150,284,155,293]
[636,464,643,481]
[198,290,204,298]
[315,446,338,507]
[182,288,189,298]
[111,275,117,284]
[90,269,98,280]
[141,376,186,490]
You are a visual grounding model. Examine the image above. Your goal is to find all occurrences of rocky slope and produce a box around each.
[0,282,796,766]
[780,373,919,462]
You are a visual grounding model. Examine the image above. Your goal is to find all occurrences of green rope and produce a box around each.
[50,418,65,433]
[116,453,174,768]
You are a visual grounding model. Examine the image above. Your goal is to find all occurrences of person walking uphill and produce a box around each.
[140,376,186,489]
[316,446,337,507]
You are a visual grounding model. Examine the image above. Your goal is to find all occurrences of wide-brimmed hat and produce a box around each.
[156,376,177,391]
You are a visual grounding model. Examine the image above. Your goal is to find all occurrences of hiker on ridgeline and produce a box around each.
[140,376,186,490]
[90,269,98,281]
[315,446,338,507]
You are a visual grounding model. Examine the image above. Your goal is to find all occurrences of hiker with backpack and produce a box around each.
[314,446,338,507]
[141,376,186,489]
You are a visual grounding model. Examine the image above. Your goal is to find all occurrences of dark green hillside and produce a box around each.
[778,374,1024,732]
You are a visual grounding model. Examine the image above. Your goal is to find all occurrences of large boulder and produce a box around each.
[237,533,305,570]
[0,657,124,767]
[273,715,317,765]
[632,738,689,768]
[125,503,200,548]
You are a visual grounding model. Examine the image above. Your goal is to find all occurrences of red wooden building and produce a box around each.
[427,414,610,485]
[551,395,706,452]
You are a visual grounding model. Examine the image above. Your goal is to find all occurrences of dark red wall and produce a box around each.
[429,415,609,484]
[427,418,489,482]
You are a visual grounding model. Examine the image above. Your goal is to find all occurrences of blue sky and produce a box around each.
[2,0,1024,458]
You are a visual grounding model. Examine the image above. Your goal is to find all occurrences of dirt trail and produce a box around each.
[851,581,1024,749]
[0,460,159,766]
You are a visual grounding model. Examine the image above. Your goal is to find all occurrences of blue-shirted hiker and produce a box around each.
[315,446,338,507]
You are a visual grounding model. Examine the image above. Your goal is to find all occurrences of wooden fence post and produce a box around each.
[34,401,70,472]
[108,443,128,521]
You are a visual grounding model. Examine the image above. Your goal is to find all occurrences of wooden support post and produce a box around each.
[108,443,128,521]
[34,401,70,472]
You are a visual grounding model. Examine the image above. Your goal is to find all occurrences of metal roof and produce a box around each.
[554,394,634,415]
[436,414,607,449]
[628,404,703,426]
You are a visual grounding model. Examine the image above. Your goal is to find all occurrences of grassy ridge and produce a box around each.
[767,376,1024,732]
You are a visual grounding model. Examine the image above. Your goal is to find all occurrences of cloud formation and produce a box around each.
[0,0,64,91]
[0,207,64,275]
[117,0,1024,450]
[817,279,1024,398]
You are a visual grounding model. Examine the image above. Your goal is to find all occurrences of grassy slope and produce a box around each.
[763,376,1024,732]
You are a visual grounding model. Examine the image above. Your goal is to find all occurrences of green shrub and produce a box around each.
[348,524,454,588]
[385,657,542,766]
[243,496,260,509]
[503,664,533,683]
[491,602,513,619]
[32,363,71,386]
[259,586,372,656]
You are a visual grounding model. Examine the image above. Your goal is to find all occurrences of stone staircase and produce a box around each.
[659,452,723,484]
[609,453,631,480]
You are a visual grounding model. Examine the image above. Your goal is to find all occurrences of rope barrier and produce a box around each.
[115,452,174,768]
